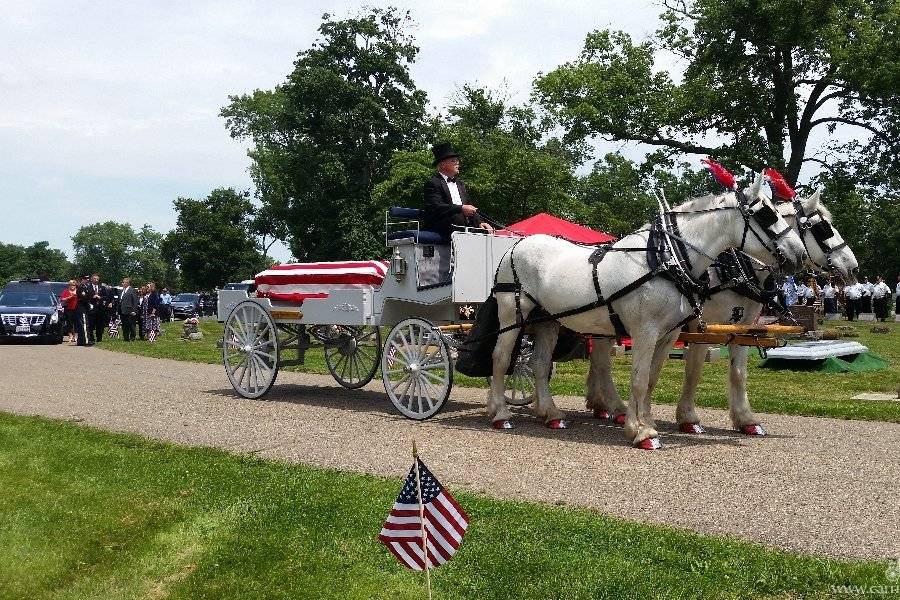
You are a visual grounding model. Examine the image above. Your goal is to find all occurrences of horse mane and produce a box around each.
[670,191,731,213]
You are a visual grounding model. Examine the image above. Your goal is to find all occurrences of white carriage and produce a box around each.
[218,208,535,420]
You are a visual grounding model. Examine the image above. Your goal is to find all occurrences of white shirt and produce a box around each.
[896,281,900,295]
[873,282,890,299]
[846,283,862,300]
[440,172,463,206]
[822,284,836,299]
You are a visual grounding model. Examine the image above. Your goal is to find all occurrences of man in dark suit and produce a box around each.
[118,277,139,342]
[422,142,494,240]
[75,275,93,346]
[87,274,109,342]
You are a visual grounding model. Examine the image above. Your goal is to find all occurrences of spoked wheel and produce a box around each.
[504,336,537,406]
[324,325,382,389]
[382,318,452,420]
[223,300,279,399]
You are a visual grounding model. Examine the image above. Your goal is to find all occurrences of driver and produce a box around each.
[422,142,493,240]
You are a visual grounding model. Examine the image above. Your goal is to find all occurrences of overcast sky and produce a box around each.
[0,1,846,264]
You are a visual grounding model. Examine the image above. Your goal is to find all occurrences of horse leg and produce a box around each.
[675,342,708,434]
[624,334,660,448]
[487,293,535,428]
[642,331,679,430]
[586,338,625,421]
[530,321,566,428]
[728,345,765,435]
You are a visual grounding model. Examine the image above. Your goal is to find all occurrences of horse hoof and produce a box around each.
[679,422,705,434]
[593,409,610,420]
[492,419,513,430]
[635,437,662,450]
[547,419,568,429]
[741,424,767,436]
[612,414,626,426]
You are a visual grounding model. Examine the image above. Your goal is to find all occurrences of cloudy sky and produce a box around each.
[1,1,674,262]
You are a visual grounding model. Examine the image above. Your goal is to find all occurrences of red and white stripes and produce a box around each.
[254,260,389,303]
[377,491,469,571]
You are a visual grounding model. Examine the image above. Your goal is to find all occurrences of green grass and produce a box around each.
[0,412,891,599]
[97,319,900,423]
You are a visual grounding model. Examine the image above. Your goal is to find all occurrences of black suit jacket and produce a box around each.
[422,173,482,240]
[119,286,139,315]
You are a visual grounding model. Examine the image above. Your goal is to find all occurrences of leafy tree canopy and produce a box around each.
[71,222,173,286]
[0,241,72,284]
[161,188,268,291]
[222,7,429,260]
[374,85,584,230]
[535,0,900,184]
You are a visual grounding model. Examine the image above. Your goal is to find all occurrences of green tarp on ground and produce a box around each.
[758,351,890,373]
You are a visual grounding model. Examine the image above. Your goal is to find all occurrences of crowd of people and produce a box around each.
[780,273,898,322]
[57,274,217,346]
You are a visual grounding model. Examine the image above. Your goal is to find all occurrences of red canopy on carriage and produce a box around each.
[497,213,616,244]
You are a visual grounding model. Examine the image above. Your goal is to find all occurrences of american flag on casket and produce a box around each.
[378,458,470,570]
[254,260,390,303]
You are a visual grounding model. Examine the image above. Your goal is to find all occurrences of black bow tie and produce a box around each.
[447,177,457,183]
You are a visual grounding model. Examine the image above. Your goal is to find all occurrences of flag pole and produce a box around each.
[412,440,433,600]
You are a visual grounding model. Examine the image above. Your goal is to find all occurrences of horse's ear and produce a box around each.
[807,188,822,209]
[748,171,765,200]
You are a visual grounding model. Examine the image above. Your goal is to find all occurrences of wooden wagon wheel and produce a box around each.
[382,318,452,420]
[324,325,382,389]
[223,300,279,399]
[504,336,537,406]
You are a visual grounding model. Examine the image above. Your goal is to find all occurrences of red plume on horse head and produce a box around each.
[701,158,737,190]
[763,168,796,201]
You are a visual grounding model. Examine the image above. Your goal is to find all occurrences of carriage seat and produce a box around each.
[386,207,447,244]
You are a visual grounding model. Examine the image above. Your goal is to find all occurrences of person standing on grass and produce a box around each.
[895,275,900,315]
[872,275,891,322]
[845,280,862,321]
[59,280,79,344]
[859,276,873,313]
[118,278,139,342]
[822,278,837,315]
[145,282,161,342]
[159,287,172,322]
[75,274,94,346]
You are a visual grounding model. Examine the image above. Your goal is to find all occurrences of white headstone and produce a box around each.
[858,313,876,321]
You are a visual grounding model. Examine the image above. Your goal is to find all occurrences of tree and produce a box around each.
[534,0,900,185]
[72,222,137,283]
[71,222,173,286]
[0,241,72,283]
[374,86,584,228]
[221,8,429,260]
[161,188,268,290]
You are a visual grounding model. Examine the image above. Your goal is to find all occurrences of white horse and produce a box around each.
[585,188,858,435]
[486,173,808,448]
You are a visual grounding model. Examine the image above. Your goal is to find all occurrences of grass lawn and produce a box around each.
[0,412,892,599]
[97,319,900,423]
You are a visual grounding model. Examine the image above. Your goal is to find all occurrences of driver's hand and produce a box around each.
[479,222,495,233]
[461,204,477,217]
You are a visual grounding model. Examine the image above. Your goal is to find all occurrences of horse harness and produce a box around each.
[487,189,791,340]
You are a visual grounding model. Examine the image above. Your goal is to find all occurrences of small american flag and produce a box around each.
[378,458,469,571]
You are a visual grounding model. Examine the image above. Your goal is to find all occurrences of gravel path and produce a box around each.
[1,343,898,560]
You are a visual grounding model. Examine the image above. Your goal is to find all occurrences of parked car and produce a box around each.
[170,293,201,319]
[0,280,64,343]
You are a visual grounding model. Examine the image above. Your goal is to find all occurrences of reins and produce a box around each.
[463,188,790,344]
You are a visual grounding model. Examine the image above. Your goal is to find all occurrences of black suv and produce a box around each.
[0,280,64,343]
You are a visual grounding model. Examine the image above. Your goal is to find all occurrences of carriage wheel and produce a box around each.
[504,338,537,406]
[223,300,279,399]
[382,318,452,420]
[324,325,382,389]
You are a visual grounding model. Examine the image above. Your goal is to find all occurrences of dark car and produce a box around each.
[0,281,64,343]
[170,293,201,319]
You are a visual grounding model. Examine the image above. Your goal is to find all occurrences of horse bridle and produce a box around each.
[785,199,848,273]
[662,188,793,272]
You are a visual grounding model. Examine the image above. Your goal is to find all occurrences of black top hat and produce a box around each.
[431,142,459,167]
